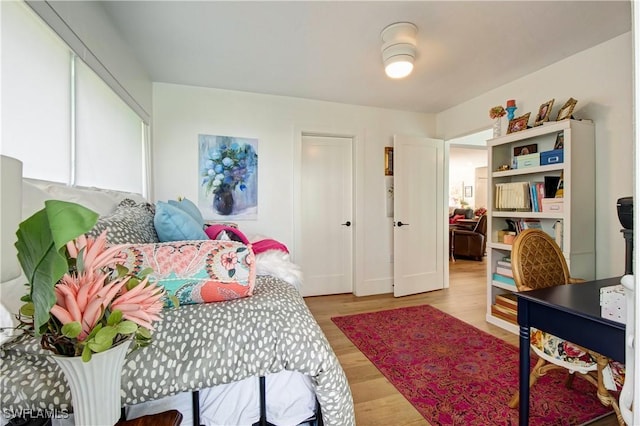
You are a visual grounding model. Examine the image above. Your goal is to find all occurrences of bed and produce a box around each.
[1,275,354,426]
[0,174,354,425]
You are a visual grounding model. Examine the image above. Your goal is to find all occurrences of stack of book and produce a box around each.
[491,293,518,325]
[492,258,515,287]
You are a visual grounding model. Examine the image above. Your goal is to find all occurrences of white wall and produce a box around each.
[437,33,633,279]
[152,83,436,295]
[449,146,488,210]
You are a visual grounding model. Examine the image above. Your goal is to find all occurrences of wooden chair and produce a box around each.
[507,229,624,425]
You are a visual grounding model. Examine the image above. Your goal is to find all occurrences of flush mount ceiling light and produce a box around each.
[381,22,418,79]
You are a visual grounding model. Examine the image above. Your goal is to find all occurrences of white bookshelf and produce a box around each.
[485,119,595,332]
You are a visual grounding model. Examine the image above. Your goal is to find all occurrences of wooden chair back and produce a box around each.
[511,229,571,291]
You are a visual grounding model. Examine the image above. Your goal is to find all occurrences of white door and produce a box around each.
[299,135,353,296]
[393,135,445,297]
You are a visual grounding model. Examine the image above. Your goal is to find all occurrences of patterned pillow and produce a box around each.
[88,199,159,244]
[118,240,256,307]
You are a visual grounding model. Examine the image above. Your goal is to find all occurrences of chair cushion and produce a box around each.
[530,328,597,370]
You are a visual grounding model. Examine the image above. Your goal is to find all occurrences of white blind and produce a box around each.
[0,0,147,194]
[75,61,144,194]
[1,0,71,183]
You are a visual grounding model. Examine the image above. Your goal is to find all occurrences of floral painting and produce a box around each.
[198,134,258,220]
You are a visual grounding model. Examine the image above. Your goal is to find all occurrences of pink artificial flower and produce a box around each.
[110,278,164,330]
[50,232,165,341]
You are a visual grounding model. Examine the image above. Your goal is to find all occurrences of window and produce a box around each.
[1,1,147,195]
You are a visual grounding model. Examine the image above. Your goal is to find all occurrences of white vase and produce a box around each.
[493,118,502,138]
[51,341,130,426]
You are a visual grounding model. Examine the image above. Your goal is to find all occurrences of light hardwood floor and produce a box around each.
[304,258,618,426]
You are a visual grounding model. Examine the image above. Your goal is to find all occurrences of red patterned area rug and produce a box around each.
[332,305,612,426]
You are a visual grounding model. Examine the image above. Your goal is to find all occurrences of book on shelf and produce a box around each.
[496,266,513,277]
[494,182,531,211]
[492,273,515,286]
[544,176,561,198]
[495,293,518,310]
[496,260,512,268]
[491,303,517,324]
[504,218,542,234]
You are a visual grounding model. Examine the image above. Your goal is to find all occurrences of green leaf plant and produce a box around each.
[15,200,99,334]
[13,200,165,361]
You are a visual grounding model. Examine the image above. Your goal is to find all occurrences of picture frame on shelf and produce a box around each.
[507,113,531,134]
[384,147,393,176]
[534,99,554,126]
[513,143,538,157]
[556,97,578,121]
[554,132,564,150]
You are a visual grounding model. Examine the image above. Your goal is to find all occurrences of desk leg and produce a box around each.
[518,323,530,426]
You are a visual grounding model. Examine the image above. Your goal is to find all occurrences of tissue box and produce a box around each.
[600,284,626,324]
[516,152,540,169]
[541,198,564,213]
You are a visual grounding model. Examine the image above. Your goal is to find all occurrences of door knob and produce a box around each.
[397,221,409,227]
[341,221,351,226]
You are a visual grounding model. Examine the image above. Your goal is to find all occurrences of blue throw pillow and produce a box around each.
[154,201,208,242]
[168,198,205,228]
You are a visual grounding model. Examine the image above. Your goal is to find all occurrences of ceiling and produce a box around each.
[100,1,631,114]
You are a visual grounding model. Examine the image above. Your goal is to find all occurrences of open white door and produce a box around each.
[393,135,445,297]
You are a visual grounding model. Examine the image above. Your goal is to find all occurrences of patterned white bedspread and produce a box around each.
[0,276,355,425]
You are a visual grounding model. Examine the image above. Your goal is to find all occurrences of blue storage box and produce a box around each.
[541,149,564,166]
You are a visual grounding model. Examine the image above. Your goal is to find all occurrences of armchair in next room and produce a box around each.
[451,215,487,261]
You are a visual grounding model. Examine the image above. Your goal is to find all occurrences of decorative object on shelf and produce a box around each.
[496,164,511,172]
[506,99,517,121]
[52,340,131,425]
[489,106,506,138]
[384,146,394,176]
[554,132,565,150]
[556,97,578,121]
[507,113,531,134]
[513,143,537,157]
[534,99,554,126]
[199,135,259,219]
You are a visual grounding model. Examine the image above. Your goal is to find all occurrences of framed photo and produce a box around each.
[507,113,531,134]
[464,186,473,198]
[554,131,564,150]
[534,99,554,126]
[556,97,578,121]
[384,147,393,176]
[513,143,538,157]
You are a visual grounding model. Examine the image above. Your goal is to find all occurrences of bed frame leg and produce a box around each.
[259,376,267,426]
[192,390,201,426]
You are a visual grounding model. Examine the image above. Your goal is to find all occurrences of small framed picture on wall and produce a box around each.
[385,147,393,176]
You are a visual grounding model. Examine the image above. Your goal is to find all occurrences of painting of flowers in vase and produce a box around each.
[198,134,258,220]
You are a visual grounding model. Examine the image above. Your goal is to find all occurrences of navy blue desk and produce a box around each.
[515,277,626,425]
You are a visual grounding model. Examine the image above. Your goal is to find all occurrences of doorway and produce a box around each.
[298,134,354,297]
[447,129,490,269]
[448,129,490,214]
